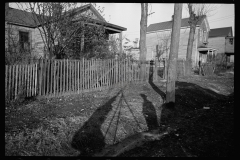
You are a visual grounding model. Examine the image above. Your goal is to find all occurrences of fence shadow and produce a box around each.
[148,62,166,101]
[71,91,121,156]
[140,94,159,130]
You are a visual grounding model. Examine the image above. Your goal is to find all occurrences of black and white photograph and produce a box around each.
[5,2,234,157]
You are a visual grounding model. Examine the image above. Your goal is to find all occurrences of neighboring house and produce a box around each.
[225,36,234,62]
[208,27,234,63]
[123,38,140,60]
[146,15,211,68]
[5,3,127,58]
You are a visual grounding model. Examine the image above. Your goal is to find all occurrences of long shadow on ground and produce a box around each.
[140,94,159,131]
[71,90,121,156]
[120,81,234,157]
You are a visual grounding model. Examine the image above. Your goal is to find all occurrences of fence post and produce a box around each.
[30,64,33,97]
[5,65,8,100]
[34,63,37,96]
[14,65,18,99]
[164,58,167,80]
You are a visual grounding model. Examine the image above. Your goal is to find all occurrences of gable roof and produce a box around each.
[147,15,206,33]
[5,4,104,28]
[69,4,106,22]
[5,4,126,32]
[208,27,232,38]
[5,7,40,28]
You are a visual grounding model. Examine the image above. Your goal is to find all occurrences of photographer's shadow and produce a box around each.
[71,91,121,156]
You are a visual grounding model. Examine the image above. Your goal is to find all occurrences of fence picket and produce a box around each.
[31,64,34,96]
[5,65,8,99]
[30,64,32,97]
[74,60,76,93]
[31,64,33,97]
[70,60,73,93]
[6,58,171,101]
[56,60,59,96]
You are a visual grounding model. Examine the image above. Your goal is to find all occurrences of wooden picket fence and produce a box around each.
[5,58,167,101]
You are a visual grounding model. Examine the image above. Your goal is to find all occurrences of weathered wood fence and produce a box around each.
[5,58,168,101]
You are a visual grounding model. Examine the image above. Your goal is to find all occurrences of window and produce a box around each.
[229,38,233,45]
[19,31,30,52]
[203,31,207,42]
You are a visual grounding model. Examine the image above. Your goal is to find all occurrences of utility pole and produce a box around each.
[166,3,182,103]
[139,3,148,81]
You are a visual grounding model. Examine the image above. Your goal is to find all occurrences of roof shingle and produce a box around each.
[208,27,232,38]
[5,7,40,27]
[147,15,206,33]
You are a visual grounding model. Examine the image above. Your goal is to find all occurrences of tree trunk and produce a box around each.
[185,24,196,76]
[140,3,148,81]
[166,3,182,103]
[119,32,123,54]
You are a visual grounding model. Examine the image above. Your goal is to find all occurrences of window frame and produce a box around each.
[19,30,30,52]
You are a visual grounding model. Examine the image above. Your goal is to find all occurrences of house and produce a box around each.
[5,3,127,59]
[208,27,234,63]
[146,15,211,68]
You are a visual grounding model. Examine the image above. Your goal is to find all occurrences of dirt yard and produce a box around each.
[5,70,234,156]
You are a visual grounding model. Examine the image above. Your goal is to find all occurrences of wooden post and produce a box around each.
[9,65,12,100]
[70,60,72,93]
[30,64,33,97]
[53,60,56,96]
[39,59,42,96]
[77,60,79,94]
[15,64,18,99]
[18,65,21,98]
[5,65,8,100]
[66,59,68,92]
[25,64,28,97]
[27,64,30,97]
[32,64,34,96]
[83,58,85,91]
[166,3,182,103]
[35,63,37,96]
[22,64,25,96]
[63,59,65,94]
[140,3,148,82]
[74,60,76,93]
[31,64,33,96]
[60,60,63,95]
[47,60,51,95]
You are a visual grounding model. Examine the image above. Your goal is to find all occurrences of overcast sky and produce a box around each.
[9,3,235,41]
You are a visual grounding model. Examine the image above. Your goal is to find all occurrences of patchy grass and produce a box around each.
[5,70,234,156]
[5,83,164,156]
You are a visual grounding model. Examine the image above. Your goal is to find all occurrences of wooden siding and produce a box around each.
[146,27,199,67]
[208,37,225,54]
[225,37,234,54]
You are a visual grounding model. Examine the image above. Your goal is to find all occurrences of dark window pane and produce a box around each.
[19,31,29,52]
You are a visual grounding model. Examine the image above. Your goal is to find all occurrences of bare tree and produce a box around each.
[166,3,182,103]
[185,3,217,75]
[139,3,148,80]
[155,33,171,61]
[16,3,109,59]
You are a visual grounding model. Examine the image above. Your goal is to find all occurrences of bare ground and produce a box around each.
[5,71,234,157]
